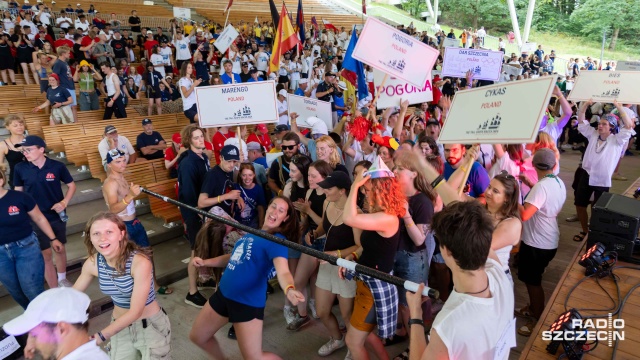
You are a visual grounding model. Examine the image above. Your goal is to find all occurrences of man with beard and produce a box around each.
[268,132,300,196]
[443,144,490,198]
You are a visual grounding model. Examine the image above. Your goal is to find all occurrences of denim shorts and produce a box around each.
[393,249,428,306]
[0,233,45,309]
[124,218,150,248]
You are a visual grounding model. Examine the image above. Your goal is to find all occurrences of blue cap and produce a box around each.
[220,145,240,161]
[14,135,46,148]
[106,149,126,164]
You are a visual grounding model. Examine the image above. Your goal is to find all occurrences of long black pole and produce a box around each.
[141,187,439,299]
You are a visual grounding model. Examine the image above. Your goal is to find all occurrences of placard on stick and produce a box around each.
[195,81,278,128]
[352,17,439,88]
[214,25,240,53]
[443,37,459,48]
[442,47,503,81]
[173,7,191,19]
[287,94,332,130]
[615,61,640,71]
[373,68,433,109]
[566,71,640,104]
[438,75,557,144]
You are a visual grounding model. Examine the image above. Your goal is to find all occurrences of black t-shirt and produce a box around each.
[177,149,210,209]
[0,190,37,244]
[316,81,332,102]
[128,16,141,33]
[110,38,127,58]
[442,77,455,97]
[136,131,165,160]
[268,155,291,190]
[124,36,135,49]
[194,60,210,82]
[200,165,234,214]
[154,34,169,44]
[46,87,72,105]
[398,192,434,252]
[239,72,251,83]
[72,43,86,62]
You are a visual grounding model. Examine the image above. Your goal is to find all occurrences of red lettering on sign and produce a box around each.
[480,101,502,109]
[391,44,407,54]
[228,96,245,102]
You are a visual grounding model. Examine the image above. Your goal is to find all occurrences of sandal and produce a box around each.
[382,334,408,347]
[517,319,537,337]
[514,305,532,318]
[573,232,586,242]
[156,286,173,295]
[393,348,410,360]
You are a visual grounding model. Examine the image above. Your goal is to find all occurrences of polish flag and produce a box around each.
[322,19,338,32]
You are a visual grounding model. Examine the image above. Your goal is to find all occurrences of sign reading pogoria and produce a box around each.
[567,71,640,104]
[352,17,439,88]
[438,75,557,144]
[442,47,504,81]
[195,81,278,128]
[287,94,332,130]
[373,68,433,109]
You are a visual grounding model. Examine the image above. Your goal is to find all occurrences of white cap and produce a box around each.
[278,89,288,97]
[3,288,90,335]
[337,81,347,90]
[306,116,328,136]
[269,72,277,79]
[24,0,29,3]
[299,78,309,84]
[146,30,152,34]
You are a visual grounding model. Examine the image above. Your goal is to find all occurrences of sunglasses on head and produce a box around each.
[281,145,296,150]
[496,170,515,180]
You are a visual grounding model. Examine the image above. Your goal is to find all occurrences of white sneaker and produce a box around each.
[309,299,319,319]
[344,350,353,360]
[58,278,73,288]
[284,306,297,325]
[318,336,346,356]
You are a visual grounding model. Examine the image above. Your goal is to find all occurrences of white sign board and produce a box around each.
[567,71,640,104]
[287,94,332,130]
[172,7,191,19]
[616,61,640,71]
[438,75,557,144]
[503,64,522,77]
[0,335,20,359]
[195,81,278,128]
[520,42,537,53]
[214,25,240,53]
[443,37,459,48]
[373,68,433,109]
[442,47,503,81]
[352,17,440,88]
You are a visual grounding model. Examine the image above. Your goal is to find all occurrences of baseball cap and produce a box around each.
[146,30,152,35]
[106,149,126,164]
[390,106,400,115]
[171,132,181,144]
[249,68,258,74]
[532,148,556,170]
[247,141,262,151]
[305,116,328,136]
[220,145,240,161]
[278,89,288,97]
[325,72,335,77]
[14,135,46,148]
[299,78,309,84]
[317,171,352,190]
[104,125,117,134]
[3,288,90,336]
[271,124,289,135]
[255,124,268,133]
[426,118,440,127]
[141,118,152,125]
[337,81,347,90]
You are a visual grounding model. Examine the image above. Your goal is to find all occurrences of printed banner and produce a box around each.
[352,17,439,88]
[0,335,20,359]
[438,75,557,144]
[520,42,537,53]
[172,7,191,19]
[616,61,640,71]
[195,81,278,128]
[214,24,240,53]
[442,47,504,81]
[373,68,433,109]
[567,71,640,104]
[443,37,459,48]
[287,94,332,130]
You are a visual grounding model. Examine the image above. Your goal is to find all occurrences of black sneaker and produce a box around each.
[266,282,275,295]
[185,291,207,308]
[198,278,217,290]
[227,325,236,340]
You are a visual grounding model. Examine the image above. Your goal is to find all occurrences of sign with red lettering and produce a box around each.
[616,61,640,71]
[567,71,640,104]
[373,68,433,109]
[287,94,332,130]
[352,17,439,88]
[195,81,278,128]
[438,75,557,144]
[442,47,504,81]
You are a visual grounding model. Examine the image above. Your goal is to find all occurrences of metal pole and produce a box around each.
[506,0,522,48]
[425,0,435,20]
[433,0,439,25]
[140,187,440,299]
[522,0,536,44]
[600,29,606,69]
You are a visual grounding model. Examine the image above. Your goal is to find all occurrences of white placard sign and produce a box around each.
[352,17,440,88]
[503,64,522,77]
[214,25,240,53]
[567,71,640,104]
[442,47,503,81]
[520,42,537,53]
[373,68,433,109]
[438,75,557,144]
[616,61,640,71]
[0,335,20,359]
[172,7,191,19]
[195,81,278,128]
[287,94,332,129]
[443,37,459,48]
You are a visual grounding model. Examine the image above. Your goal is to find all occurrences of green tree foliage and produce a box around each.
[400,0,427,18]
[569,0,640,49]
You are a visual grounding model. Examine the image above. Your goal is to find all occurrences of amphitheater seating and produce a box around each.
[146,179,182,224]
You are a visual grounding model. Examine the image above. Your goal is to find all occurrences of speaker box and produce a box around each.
[590,193,640,241]
[587,230,638,262]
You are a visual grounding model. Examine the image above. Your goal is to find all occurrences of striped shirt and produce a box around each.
[97,252,155,309]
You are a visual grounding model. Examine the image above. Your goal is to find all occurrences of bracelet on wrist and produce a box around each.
[50,237,58,242]
[351,252,358,261]
[97,331,107,342]
[408,319,425,327]
[285,284,295,294]
[430,175,444,189]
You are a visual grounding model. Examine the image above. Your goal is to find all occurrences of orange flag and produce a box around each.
[269,3,302,74]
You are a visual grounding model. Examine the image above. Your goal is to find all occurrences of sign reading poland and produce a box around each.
[438,75,557,144]
[195,81,278,128]
[567,71,640,104]
[373,68,433,109]
[442,47,504,81]
[352,17,439,88]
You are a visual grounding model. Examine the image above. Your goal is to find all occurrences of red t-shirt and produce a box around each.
[164,146,178,168]
[81,35,93,47]
[246,133,273,151]
[144,40,159,59]
[211,130,235,164]
[54,39,74,51]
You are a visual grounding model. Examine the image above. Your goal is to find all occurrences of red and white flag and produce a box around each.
[322,19,338,32]
[362,0,367,14]
[224,0,233,13]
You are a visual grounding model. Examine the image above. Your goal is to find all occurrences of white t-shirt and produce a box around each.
[179,77,196,110]
[288,62,300,81]
[20,20,37,35]
[256,51,269,71]
[150,53,166,78]
[74,19,90,34]
[522,175,566,250]
[62,340,109,360]
[98,135,136,165]
[431,259,515,360]
[173,36,191,60]
[277,99,288,125]
[3,18,15,31]
[578,121,634,187]
[38,12,52,26]
[159,46,172,66]
[56,16,72,29]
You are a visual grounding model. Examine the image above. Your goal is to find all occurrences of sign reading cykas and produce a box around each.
[442,47,503,81]
[195,81,278,128]
[567,71,640,104]
[438,75,557,144]
[287,94,332,129]
[373,68,433,109]
[352,17,439,88]
[214,25,240,53]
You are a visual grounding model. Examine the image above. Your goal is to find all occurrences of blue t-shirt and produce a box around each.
[46,87,72,105]
[333,93,345,117]
[220,72,242,85]
[200,165,234,214]
[443,161,490,198]
[254,157,268,170]
[247,77,264,82]
[136,131,165,160]
[0,190,37,245]
[294,88,305,96]
[234,184,266,227]
[219,233,288,307]
[52,59,75,90]
[13,157,74,221]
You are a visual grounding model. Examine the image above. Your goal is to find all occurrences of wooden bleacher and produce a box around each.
[146,179,182,224]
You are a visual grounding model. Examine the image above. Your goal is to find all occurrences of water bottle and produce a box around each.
[58,210,69,222]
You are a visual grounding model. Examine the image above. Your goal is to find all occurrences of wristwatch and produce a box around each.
[50,237,58,242]
[408,319,425,327]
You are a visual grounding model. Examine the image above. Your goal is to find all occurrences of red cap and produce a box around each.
[48,73,60,82]
[172,132,181,144]
[255,124,268,133]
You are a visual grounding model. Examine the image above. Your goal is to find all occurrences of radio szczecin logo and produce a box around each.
[542,313,624,346]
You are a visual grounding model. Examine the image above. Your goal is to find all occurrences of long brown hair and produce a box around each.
[194,221,226,283]
[491,172,521,221]
[83,212,152,274]
[236,163,257,185]
[393,155,438,203]
[268,196,301,243]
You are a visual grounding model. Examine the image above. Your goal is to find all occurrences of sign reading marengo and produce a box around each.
[438,75,557,144]
[373,68,433,109]
[352,17,439,88]
[195,81,278,128]
[442,47,504,81]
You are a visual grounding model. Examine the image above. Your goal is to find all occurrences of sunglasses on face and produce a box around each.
[281,145,296,150]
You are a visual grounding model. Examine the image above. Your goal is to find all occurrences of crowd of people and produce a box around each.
[1,2,639,360]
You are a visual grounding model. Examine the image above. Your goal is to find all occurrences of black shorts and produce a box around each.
[574,172,609,207]
[32,218,68,251]
[184,103,198,124]
[517,242,557,286]
[0,55,14,70]
[278,75,289,84]
[146,86,161,99]
[209,288,264,323]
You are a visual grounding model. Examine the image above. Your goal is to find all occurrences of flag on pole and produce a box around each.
[362,0,367,14]
[224,0,233,13]
[296,0,305,44]
[270,3,302,74]
[269,0,280,29]
[311,16,319,40]
[322,19,338,32]
[255,16,259,24]
[342,25,369,101]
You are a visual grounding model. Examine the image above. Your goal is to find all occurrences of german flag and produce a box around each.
[269,3,302,74]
